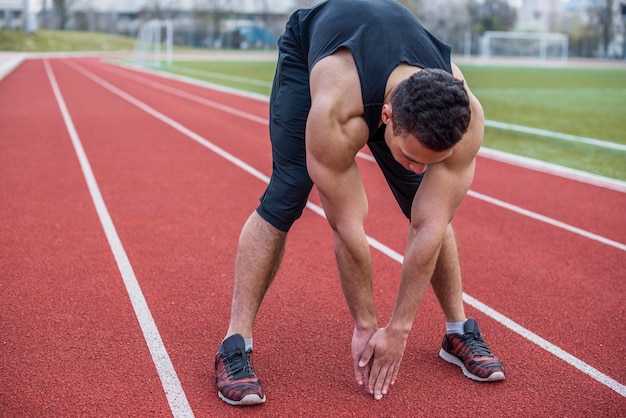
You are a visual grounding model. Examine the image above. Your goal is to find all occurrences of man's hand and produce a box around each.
[356,327,408,400]
[352,326,377,388]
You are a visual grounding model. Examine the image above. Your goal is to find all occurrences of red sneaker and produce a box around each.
[439,318,505,382]
[215,334,266,405]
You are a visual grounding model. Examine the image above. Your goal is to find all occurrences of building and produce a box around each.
[1,0,36,31]
[516,0,563,31]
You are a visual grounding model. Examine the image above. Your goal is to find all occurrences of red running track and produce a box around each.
[1,57,625,417]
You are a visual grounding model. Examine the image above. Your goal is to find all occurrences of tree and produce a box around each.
[589,0,615,57]
[413,0,470,53]
[53,0,73,29]
[468,0,517,35]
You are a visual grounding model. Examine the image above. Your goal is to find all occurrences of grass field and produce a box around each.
[162,59,626,181]
[0,29,137,52]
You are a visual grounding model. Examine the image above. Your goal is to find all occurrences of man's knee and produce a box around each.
[255,205,302,233]
[256,184,312,232]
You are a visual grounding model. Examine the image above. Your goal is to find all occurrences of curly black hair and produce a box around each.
[390,69,471,152]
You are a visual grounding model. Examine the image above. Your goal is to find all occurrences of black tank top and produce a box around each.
[278,0,452,139]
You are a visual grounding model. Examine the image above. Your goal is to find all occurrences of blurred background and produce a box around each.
[2,0,625,60]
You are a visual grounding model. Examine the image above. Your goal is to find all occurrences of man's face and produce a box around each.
[381,104,452,174]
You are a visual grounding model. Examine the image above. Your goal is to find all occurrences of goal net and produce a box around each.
[480,31,569,64]
[133,19,173,68]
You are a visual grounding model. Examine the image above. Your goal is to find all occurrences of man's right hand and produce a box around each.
[352,326,377,389]
[356,327,408,400]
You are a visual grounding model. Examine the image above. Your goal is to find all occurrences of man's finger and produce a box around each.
[370,362,390,400]
[359,343,374,369]
[354,360,364,385]
[390,360,401,386]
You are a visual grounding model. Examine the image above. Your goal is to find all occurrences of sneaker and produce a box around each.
[215,334,266,406]
[439,318,505,382]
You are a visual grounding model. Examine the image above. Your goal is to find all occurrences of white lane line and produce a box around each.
[101,62,270,125]
[0,53,26,81]
[44,60,194,418]
[484,119,626,152]
[477,148,626,193]
[353,152,625,251]
[468,191,626,251]
[68,60,626,398]
[170,64,274,88]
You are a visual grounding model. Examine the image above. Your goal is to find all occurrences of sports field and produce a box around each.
[161,57,626,181]
[1,53,625,416]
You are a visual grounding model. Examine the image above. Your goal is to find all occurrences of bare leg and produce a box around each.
[226,211,287,339]
[430,224,466,322]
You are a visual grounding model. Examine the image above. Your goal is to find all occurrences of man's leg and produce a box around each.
[226,210,287,339]
[430,224,465,322]
[216,46,312,404]
[215,39,312,405]
[215,211,287,406]
[432,224,505,382]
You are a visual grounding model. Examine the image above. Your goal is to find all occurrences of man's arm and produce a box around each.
[360,66,485,399]
[305,50,379,385]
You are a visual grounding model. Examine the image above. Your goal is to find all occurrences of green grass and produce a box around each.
[0,29,137,52]
[460,65,626,180]
[461,66,626,144]
[167,60,276,96]
[161,60,626,181]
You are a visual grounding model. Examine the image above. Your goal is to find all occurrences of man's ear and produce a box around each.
[381,103,393,125]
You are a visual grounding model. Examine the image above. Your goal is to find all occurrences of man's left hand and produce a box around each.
[358,327,408,400]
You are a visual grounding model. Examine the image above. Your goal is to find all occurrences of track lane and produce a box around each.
[2,57,624,416]
[0,59,176,416]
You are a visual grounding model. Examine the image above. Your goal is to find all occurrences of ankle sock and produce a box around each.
[244,338,253,351]
[446,320,467,335]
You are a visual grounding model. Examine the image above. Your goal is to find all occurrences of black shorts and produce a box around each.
[257,49,424,232]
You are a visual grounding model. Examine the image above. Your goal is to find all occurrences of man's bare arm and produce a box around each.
[360,70,485,398]
[305,50,382,387]
[306,51,376,329]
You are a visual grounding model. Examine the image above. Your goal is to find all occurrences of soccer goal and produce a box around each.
[480,31,569,64]
[133,19,173,68]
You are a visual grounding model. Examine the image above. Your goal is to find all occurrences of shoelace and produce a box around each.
[463,332,493,357]
[224,349,255,379]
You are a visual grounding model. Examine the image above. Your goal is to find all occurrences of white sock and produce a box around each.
[446,320,467,335]
[244,338,253,351]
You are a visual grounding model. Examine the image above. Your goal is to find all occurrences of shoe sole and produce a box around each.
[439,348,505,382]
[218,391,266,406]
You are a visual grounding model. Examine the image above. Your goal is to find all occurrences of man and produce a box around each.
[215,0,505,406]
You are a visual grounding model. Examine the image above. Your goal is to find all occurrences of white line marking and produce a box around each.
[44,60,194,418]
[67,60,626,398]
[478,148,626,193]
[468,191,626,251]
[462,294,626,397]
[170,64,274,88]
[66,61,270,184]
[484,120,626,151]
[0,53,26,81]
[360,151,626,251]
[101,63,270,125]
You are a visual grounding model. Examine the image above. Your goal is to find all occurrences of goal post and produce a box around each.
[133,19,173,68]
[480,31,569,64]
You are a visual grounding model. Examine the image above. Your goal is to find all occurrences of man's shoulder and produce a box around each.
[309,48,365,126]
